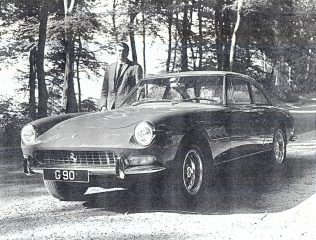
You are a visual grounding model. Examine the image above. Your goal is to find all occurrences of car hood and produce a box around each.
[33,103,224,150]
[55,103,224,129]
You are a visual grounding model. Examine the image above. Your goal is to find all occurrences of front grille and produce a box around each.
[35,150,118,166]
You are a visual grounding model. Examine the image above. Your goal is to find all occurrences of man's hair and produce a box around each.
[117,42,129,52]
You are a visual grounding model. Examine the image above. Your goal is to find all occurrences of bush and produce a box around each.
[0,96,31,148]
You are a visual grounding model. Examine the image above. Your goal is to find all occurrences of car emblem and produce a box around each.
[72,133,78,138]
[69,152,78,163]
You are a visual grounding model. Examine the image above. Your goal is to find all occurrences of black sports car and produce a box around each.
[21,71,297,201]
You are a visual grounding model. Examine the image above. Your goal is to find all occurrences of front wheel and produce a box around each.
[182,148,204,195]
[44,180,89,201]
[271,128,287,165]
[169,144,211,203]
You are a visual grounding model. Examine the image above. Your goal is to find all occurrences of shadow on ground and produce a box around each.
[82,152,316,215]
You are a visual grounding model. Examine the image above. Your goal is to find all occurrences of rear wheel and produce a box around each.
[44,180,89,201]
[271,128,287,165]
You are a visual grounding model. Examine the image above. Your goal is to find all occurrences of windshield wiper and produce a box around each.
[132,99,176,106]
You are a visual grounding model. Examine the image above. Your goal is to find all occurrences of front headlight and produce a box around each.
[134,121,155,146]
[21,124,37,145]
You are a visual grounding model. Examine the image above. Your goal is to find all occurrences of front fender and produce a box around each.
[28,112,89,136]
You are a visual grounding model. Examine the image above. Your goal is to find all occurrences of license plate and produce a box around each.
[43,169,89,183]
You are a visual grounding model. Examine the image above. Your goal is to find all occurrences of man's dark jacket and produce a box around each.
[100,59,143,109]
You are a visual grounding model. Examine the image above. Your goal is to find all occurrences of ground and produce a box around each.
[0,104,315,240]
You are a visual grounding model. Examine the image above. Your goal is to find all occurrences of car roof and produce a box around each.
[143,71,253,80]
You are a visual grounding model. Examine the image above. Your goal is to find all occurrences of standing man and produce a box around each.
[100,42,143,111]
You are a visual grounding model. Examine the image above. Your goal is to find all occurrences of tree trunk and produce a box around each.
[129,14,138,63]
[62,0,78,113]
[197,0,203,70]
[229,0,243,71]
[166,10,173,72]
[76,36,82,112]
[222,8,231,71]
[245,40,251,70]
[180,2,189,71]
[142,3,146,76]
[172,11,180,72]
[29,46,37,120]
[36,0,49,119]
[129,31,137,62]
[129,0,140,63]
[62,37,77,113]
[188,2,196,71]
[112,0,118,42]
[215,0,223,71]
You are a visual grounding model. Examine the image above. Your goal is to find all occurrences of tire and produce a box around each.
[271,128,287,165]
[44,180,89,201]
[169,143,211,203]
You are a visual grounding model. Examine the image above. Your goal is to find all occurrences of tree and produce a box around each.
[28,40,37,120]
[0,0,50,119]
[165,5,173,72]
[2,0,316,115]
[141,0,146,75]
[62,0,78,113]
[229,0,243,71]
[36,0,49,118]
[180,1,189,71]
[197,0,204,70]
[128,0,141,63]
[111,0,119,42]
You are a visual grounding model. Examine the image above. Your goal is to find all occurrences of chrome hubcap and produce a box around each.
[274,131,285,164]
[186,167,193,178]
[182,149,203,195]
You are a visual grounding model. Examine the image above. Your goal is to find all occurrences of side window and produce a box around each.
[227,77,251,105]
[251,85,268,105]
[181,76,223,104]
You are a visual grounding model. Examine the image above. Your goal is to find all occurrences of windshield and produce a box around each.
[120,75,224,107]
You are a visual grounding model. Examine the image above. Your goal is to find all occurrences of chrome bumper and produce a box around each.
[23,157,165,179]
[289,135,298,142]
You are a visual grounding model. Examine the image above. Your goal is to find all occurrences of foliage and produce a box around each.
[80,98,98,112]
[0,96,31,147]
[1,0,316,117]
[1,0,105,115]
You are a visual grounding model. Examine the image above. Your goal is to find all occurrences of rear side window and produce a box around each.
[226,77,251,105]
[251,85,269,105]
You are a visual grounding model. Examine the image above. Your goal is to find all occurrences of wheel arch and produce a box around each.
[276,120,288,144]
[177,129,214,164]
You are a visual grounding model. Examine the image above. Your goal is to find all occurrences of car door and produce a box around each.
[226,75,263,160]
[249,83,274,149]
[179,75,231,164]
